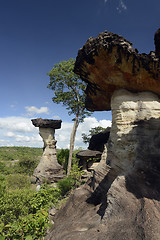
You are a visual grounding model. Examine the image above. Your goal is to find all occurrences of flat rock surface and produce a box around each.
[31,118,62,129]
[76,149,102,158]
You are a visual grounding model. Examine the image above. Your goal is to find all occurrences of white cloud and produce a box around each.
[4,132,15,137]
[117,0,127,13]
[0,117,35,133]
[104,0,127,12]
[53,115,61,120]
[10,104,16,109]
[56,117,111,149]
[0,117,41,147]
[15,135,31,142]
[0,116,111,149]
[120,0,127,10]
[25,106,49,116]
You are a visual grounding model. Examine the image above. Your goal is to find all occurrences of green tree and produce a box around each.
[82,126,106,144]
[47,59,91,175]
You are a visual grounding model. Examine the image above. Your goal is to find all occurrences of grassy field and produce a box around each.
[0,146,42,162]
[0,146,43,175]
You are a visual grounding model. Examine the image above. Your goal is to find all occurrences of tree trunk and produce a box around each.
[67,114,79,176]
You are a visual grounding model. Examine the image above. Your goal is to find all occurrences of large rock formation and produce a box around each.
[74,31,160,111]
[31,118,64,183]
[46,30,160,240]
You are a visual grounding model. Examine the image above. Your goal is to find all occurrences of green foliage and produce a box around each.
[57,149,69,172]
[0,179,61,239]
[57,177,75,196]
[16,156,39,175]
[82,126,106,144]
[0,147,42,175]
[0,147,85,239]
[69,163,84,187]
[6,174,31,190]
[0,175,6,197]
[47,59,92,174]
[57,161,84,196]
[47,58,91,122]
[0,162,7,173]
[0,147,42,162]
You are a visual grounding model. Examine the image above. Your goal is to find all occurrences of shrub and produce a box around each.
[16,156,39,175]
[0,185,61,239]
[6,174,31,190]
[69,163,84,187]
[57,149,69,172]
[57,177,75,196]
[0,162,6,174]
[0,175,6,197]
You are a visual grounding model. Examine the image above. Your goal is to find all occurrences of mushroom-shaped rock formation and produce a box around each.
[46,30,160,240]
[31,118,64,183]
[76,128,110,171]
[74,31,160,111]
[76,149,102,171]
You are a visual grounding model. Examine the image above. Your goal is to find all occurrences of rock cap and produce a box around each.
[74,30,160,111]
[76,149,102,159]
[31,118,62,129]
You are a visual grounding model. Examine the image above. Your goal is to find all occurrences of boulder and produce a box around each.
[88,128,110,152]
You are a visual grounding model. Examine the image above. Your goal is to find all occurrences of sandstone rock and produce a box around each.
[76,149,102,158]
[88,128,110,152]
[46,90,160,240]
[32,119,64,183]
[74,31,160,111]
[109,89,160,173]
[31,118,62,129]
[46,30,160,240]
[76,149,102,171]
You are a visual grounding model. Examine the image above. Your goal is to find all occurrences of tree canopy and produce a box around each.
[47,58,91,174]
[47,58,91,122]
[82,126,106,145]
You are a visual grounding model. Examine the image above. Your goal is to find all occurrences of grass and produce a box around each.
[0,146,42,162]
[0,147,42,175]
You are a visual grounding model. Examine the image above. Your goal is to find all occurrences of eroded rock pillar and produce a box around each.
[31,118,64,183]
[108,88,160,174]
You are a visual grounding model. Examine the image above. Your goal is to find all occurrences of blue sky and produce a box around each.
[0,0,160,148]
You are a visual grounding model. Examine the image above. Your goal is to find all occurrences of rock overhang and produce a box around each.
[31,118,62,129]
[74,30,160,111]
